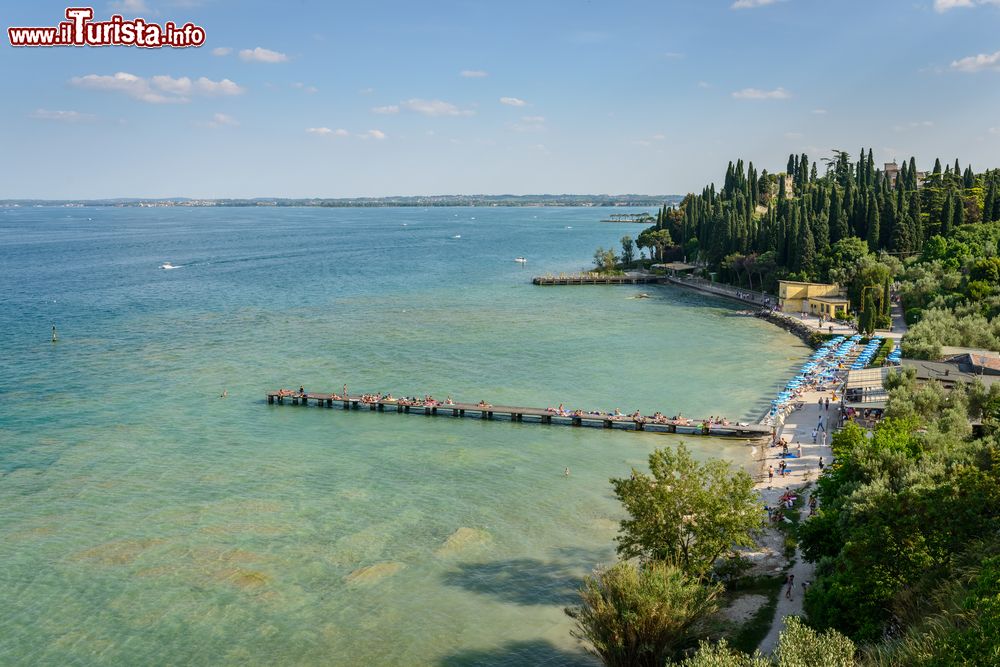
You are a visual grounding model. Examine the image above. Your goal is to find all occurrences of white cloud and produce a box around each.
[206,112,238,127]
[460,69,488,78]
[306,127,349,137]
[238,47,288,63]
[731,0,786,8]
[812,108,828,114]
[652,133,666,140]
[500,96,527,106]
[362,129,387,140]
[211,47,232,56]
[109,0,150,12]
[359,87,375,95]
[990,126,1000,134]
[934,0,1000,12]
[511,115,546,132]
[372,105,400,114]
[950,50,1000,72]
[401,98,473,116]
[732,87,791,100]
[30,109,94,122]
[292,82,317,93]
[72,72,174,103]
[72,72,244,103]
[697,81,712,89]
[893,120,934,131]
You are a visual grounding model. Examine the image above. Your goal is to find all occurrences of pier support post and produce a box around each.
[452,409,459,417]
[397,404,403,413]
[480,411,487,420]
[377,403,384,412]
[488,411,494,419]
[432,407,438,415]
[268,395,274,404]
[292,396,299,405]
[604,420,613,429]
[351,401,359,410]
[572,417,582,427]
[343,401,349,410]
[635,422,645,431]
[404,405,410,413]
[543,415,551,424]
[459,409,465,417]
[326,398,332,407]
[424,407,431,416]
[370,403,376,411]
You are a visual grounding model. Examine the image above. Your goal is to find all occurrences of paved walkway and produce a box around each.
[754,387,838,654]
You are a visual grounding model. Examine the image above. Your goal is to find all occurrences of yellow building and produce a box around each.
[778,280,850,318]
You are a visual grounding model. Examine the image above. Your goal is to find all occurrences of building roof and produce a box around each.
[655,262,698,271]
[811,296,850,304]
[900,358,1000,387]
[845,367,889,391]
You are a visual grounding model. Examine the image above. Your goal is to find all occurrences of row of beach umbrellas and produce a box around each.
[766,335,854,421]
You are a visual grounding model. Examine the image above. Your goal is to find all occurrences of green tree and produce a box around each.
[621,235,636,268]
[567,560,722,667]
[678,618,855,666]
[611,444,763,576]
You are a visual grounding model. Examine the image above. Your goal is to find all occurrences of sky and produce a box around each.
[2,0,1000,199]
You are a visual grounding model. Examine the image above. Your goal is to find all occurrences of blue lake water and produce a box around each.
[0,206,808,665]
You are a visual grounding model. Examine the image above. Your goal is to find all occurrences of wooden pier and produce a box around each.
[600,213,655,223]
[532,273,661,286]
[265,391,771,439]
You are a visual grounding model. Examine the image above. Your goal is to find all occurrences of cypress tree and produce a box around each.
[954,194,965,228]
[861,289,876,335]
[798,207,816,276]
[964,165,975,189]
[933,158,942,176]
[985,179,998,223]
[940,191,954,237]
[882,275,892,324]
[866,194,880,252]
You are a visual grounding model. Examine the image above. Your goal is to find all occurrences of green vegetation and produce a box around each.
[724,576,785,654]
[798,370,1000,645]
[610,444,763,577]
[566,560,722,667]
[679,618,855,667]
[643,151,1000,353]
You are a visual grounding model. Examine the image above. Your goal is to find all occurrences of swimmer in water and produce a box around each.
[564,467,571,477]
[220,389,228,398]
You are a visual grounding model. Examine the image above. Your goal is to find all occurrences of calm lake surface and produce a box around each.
[0,206,808,666]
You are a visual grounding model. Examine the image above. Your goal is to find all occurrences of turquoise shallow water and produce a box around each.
[0,206,807,665]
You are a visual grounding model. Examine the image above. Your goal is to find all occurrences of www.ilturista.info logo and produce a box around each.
[8,7,206,48]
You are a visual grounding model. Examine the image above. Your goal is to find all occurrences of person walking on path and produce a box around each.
[785,574,795,600]
[796,442,802,458]
[768,465,774,485]
[825,397,830,411]
[811,428,818,443]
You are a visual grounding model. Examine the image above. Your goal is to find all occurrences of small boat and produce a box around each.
[453,235,462,239]
[160,262,177,270]
[514,257,527,263]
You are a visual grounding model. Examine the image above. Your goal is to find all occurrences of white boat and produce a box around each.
[160,262,177,270]
[514,257,527,263]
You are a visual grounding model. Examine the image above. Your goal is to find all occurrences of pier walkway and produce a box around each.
[532,272,660,286]
[266,391,771,439]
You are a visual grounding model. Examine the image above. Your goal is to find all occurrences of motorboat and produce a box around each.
[514,257,527,263]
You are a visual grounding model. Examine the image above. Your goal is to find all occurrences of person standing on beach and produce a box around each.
[768,465,774,485]
[825,397,830,411]
[796,442,802,458]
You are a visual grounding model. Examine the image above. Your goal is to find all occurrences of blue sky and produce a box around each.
[2,0,1000,198]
